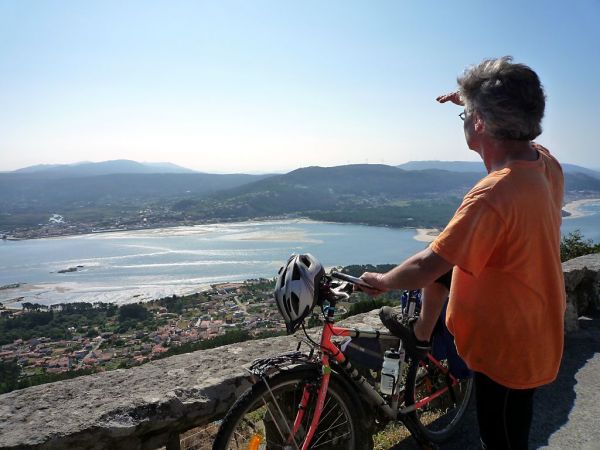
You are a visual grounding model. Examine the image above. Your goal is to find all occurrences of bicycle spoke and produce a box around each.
[319,405,344,433]
[311,430,352,448]
[262,398,294,447]
[311,410,349,447]
[316,415,348,440]
[262,380,301,450]
[314,396,337,424]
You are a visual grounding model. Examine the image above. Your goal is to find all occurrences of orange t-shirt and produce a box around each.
[430,144,566,389]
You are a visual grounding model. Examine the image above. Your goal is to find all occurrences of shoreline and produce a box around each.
[0,217,319,242]
[413,228,440,243]
[0,280,258,310]
[3,217,439,243]
[563,198,600,219]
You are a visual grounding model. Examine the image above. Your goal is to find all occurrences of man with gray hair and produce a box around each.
[361,56,565,449]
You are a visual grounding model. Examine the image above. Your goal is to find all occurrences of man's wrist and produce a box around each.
[378,272,391,291]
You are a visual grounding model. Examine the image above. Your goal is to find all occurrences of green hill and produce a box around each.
[0,172,272,230]
[173,165,483,227]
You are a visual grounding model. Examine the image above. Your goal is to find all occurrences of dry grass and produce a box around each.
[372,422,413,449]
[179,423,219,450]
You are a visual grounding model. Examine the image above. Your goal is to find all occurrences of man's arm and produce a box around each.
[360,247,453,295]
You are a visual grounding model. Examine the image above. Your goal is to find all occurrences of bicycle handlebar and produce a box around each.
[330,271,374,289]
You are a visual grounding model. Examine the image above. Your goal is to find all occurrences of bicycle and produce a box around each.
[213,268,473,450]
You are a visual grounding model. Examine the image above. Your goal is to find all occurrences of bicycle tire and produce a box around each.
[404,358,473,444]
[213,367,370,450]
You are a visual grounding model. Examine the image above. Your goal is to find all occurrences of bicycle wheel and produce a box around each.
[404,358,473,444]
[213,368,368,450]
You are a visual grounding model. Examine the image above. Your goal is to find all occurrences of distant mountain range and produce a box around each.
[12,160,197,177]
[10,158,600,179]
[397,161,486,172]
[397,161,600,179]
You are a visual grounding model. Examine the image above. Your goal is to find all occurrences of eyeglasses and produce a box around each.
[459,111,466,121]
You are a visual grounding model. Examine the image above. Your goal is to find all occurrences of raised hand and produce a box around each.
[436,91,463,106]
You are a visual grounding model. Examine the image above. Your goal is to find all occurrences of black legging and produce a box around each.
[475,372,536,450]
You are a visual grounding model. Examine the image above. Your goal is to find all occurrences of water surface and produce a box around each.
[0,220,424,306]
[2,201,599,307]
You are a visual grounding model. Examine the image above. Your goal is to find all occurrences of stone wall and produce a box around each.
[1,254,598,450]
[563,253,600,332]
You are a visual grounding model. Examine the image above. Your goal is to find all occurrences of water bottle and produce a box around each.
[380,349,400,395]
[402,289,422,317]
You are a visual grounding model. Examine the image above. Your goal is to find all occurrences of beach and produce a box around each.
[563,198,600,219]
[413,228,440,243]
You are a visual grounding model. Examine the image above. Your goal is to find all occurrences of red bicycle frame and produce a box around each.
[285,304,461,450]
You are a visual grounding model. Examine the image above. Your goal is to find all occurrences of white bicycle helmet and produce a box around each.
[274,254,325,334]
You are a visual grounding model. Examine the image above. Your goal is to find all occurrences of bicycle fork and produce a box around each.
[291,359,332,450]
[288,314,339,450]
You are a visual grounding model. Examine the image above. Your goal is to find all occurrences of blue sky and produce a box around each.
[1,0,599,173]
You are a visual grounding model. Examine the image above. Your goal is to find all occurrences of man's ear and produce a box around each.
[473,113,485,133]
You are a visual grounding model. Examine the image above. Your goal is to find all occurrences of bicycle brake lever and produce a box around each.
[330,285,350,300]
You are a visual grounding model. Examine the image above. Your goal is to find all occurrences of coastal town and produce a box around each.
[1,206,194,241]
[0,279,296,390]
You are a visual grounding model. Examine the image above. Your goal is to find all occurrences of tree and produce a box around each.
[118,303,149,322]
[560,230,600,262]
[86,328,98,338]
[0,360,21,394]
[30,303,47,311]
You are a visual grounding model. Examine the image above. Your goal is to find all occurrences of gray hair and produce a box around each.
[458,56,545,141]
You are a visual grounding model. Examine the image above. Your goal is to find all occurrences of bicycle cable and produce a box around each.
[301,322,322,349]
[301,322,342,359]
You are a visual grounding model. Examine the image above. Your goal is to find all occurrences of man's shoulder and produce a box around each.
[533,143,564,177]
[464,170,509,200]
[466,143,563,201]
